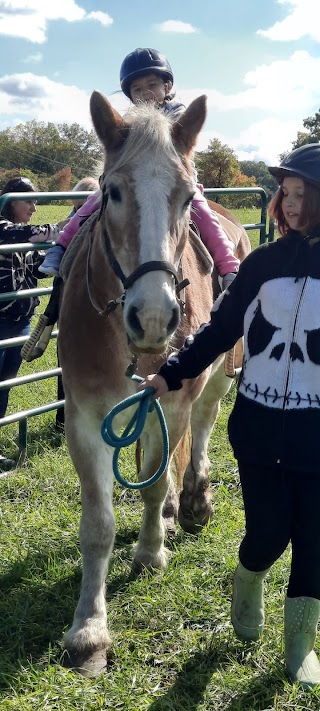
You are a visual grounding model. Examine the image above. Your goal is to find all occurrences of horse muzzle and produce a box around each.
[128,339,167,356]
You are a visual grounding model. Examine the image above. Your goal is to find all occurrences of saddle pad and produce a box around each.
[188,225,214,275]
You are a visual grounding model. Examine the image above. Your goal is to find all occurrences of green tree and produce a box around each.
[239,160,278,196]
[195,139,262,207]
[0,120,102,180]
[195,138,239,193]
[289,109,320,150]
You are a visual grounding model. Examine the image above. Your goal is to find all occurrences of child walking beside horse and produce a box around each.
[139,144,320,689]
[39,47,239,290]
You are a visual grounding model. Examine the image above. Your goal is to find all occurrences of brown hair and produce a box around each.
[72,176,99,211]
[0,176,36,221]
[268,179,320,236]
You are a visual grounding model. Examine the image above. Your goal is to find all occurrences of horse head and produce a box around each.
[90,91,207,354]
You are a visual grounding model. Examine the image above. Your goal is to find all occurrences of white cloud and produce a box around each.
[177,51,320,117]
[228,117,303,164]
[258,0,320,42]
[195,116,302,166]
[175,48,320,165]
[87,10,113,27]
[155,20,198,34]
[0,73,91,126]
[0,73,129,130]
[0,0,113,43]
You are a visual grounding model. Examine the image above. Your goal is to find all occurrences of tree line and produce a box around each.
[0,120,102,196]
[0,108,319,207]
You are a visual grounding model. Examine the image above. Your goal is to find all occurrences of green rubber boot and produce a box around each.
[285,596,320,688]
[231,562,270,641]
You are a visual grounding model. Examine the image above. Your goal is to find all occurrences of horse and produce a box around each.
[58,91,251,676]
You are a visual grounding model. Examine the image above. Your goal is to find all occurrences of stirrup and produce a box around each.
[20,314,54,362]
[224,338,244,379]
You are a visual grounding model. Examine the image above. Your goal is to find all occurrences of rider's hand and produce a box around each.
[137,374,169,399]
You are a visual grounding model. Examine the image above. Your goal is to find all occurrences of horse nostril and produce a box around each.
[127,306,144,339]
[167,305,180,336]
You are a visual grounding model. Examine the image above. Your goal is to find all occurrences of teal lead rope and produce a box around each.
[100,374,169,489]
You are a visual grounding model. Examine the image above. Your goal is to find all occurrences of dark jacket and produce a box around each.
[0,217,49,321]
[159,229,320,473]
[162,98,185,119]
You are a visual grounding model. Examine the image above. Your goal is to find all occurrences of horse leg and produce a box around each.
[162,421,192,533]
[63,407,115,676]
[179,363,232,533]
[134,407,190,571]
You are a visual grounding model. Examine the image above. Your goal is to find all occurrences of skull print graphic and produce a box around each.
[239,277,320,410]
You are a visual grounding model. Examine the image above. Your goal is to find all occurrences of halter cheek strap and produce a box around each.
[92,187,188,309]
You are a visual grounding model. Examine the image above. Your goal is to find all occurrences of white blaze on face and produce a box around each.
[123,148,179,345]
[133,149,176,265]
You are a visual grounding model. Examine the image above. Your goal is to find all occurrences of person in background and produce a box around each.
[0,176,65,469]
[54,176,99,432]
[137,144,320,688]
[69,176,99,215]
[38,176,100,276]
[39,48,239,289]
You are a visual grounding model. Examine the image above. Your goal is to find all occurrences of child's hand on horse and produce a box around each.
[137,374,169,399]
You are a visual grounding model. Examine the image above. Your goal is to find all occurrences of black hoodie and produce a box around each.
[159,229,320,473]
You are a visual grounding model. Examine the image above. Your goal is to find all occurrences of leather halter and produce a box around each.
[86,188,189,317]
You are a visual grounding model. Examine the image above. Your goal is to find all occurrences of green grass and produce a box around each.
[2,207,319,710]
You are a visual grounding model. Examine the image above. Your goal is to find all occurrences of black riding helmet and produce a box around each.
[268,143,320,187]
[120,48,174,99]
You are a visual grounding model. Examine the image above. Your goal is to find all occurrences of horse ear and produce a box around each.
[172,95,207,156]
[90,91,128,150]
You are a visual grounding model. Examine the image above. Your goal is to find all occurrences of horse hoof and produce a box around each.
[163,516,177,539]
[178,505,213,534]
[131,559,154,575]
[62,648,108,677]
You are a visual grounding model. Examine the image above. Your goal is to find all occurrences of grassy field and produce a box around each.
[1,207,319,710]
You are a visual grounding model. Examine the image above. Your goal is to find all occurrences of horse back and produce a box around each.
[207,199,251,262]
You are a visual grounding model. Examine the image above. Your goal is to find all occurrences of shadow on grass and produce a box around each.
[147,641,285,711]
[0,547,137,692]
[0,420,66,471]
[222,670,286,711]
[22,420,66,454]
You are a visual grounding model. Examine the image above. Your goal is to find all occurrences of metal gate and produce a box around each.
[0,187,274,470]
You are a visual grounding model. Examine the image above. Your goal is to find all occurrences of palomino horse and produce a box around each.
[58,92,251,675]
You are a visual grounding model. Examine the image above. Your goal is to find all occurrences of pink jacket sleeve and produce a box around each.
[57,191,101,249]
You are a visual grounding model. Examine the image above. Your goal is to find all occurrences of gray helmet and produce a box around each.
[268,143,320,187]
[120,48,174,99]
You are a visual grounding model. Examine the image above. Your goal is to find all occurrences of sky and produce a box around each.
[0,0,320,167]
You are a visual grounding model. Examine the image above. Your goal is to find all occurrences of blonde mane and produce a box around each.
[104,103,181,178]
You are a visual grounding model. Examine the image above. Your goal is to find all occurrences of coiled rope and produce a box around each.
[100,374,169,489]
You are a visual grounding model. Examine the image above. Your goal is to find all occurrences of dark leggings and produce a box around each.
[237,459,320,599]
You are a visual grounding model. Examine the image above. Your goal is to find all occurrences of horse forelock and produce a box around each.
[102,103,184,178]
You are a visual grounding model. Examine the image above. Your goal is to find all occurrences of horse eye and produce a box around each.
[109,185,121,202]
[183,195,194,210]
